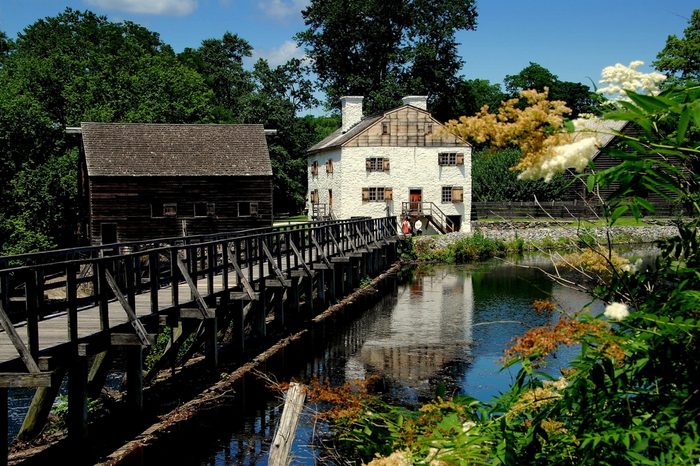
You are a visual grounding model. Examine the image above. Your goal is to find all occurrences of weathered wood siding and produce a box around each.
[87,176,273,244]
[344,107,463,148]
[564,123,680,206]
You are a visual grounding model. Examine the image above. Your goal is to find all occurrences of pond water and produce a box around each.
[185,254,606,465]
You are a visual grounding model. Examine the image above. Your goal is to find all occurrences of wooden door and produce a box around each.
[409,189,422,213]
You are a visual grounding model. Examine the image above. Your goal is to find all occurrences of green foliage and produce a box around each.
[296,0,478,119]
[47,394,103,434]
[413,232,510,263]
[654,9,700,85]
[504,62,602,117]
[144,327,172,372]
[452,78,507,117]
[0,9,322,253]
[472,148,573,201]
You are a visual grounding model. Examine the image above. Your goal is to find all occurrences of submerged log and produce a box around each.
[268,383,306,466]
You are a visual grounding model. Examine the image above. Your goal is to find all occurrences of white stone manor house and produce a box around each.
[306,95,472,233]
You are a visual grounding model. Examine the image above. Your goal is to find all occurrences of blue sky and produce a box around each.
[0,0,696,112]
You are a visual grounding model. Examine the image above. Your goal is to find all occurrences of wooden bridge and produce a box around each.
[0,216,400,463]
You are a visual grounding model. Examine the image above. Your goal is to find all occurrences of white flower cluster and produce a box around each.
[604,302,630,321]
[597,60,667,101]
[622,258,643,274]
[518,137,598,182]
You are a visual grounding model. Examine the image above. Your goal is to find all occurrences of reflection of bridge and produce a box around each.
[358,342,471,385]
[0,217,399,460]
[348,267,475,392]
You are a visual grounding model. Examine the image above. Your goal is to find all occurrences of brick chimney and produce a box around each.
[402,95,428,110]
[340,96,363,133]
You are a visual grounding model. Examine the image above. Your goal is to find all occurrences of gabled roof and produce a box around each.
[308,115,382,153]
[81,122,272,177]
[308,104,455,154]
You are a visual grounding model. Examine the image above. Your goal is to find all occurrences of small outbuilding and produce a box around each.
[78,122,273,245]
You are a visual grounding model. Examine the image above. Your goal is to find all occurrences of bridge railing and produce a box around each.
[0,216,397,364]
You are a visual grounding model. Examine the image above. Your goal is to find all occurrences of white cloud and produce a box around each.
[258,0,308,21]
[85,0,198,16]
[253,40,306,67]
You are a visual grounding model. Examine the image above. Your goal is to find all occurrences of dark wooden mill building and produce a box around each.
[77,122,273,245]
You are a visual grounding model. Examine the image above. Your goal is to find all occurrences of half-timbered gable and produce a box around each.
[80,122,273,244]
[307,96,472,233]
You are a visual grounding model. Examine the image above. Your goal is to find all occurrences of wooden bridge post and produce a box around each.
[233,300,245,357]
[126,344,144,413]
[68,343,89,444]
[317,270,327,307]
[272,289,285,329]
[287,277,300,315]
[17,358,65,442]
[304,275,314,315]
[205,309,219,367]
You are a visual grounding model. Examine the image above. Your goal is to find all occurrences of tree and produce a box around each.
[0,8,214,253]
[653,9,700,84]
[472,148,571,202]
[179,33,254,122]
[0,30,10,66]
[240,59,320,214]
[505,62,599,117]
[296,0,477,118]
[452,78,506,117]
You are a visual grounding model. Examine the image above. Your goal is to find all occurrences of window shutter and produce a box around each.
[452,186,464,203]
[366,158,371,171]
[384,187,393,200]
[326,159,333,173]
[382,158,390,171]
[456,153,464,166]
[311,161,318,175]
[362,187,369,202]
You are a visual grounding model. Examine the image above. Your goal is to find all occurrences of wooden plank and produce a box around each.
[229,291,260,301]
[262,241,287,287]
[354,225,371,252]
[175,257,209,319]
[0,302,41,373]
[111,333,156,346]
[226,247,255,300]
[0,372,52,388]
[104,270,151,347]
[328,230,346,257]
[179,308,216,320]
[269,383,306,466]
[288,239,313,277]
[310,233,333,270]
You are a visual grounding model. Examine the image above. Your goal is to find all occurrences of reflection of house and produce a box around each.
[78,123,273,245]
[351,269,474,390]
[306,96,472,233]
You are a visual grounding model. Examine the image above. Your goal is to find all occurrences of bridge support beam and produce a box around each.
[68,343,89,444]
[18,357,65,442]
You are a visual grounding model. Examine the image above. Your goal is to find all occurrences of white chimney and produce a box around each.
[340,96,363,133]
[402,95,428,110]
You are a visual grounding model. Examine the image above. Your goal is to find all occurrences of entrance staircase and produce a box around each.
[401,202,455,234]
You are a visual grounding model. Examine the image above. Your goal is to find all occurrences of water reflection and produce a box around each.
[197,257,598,465]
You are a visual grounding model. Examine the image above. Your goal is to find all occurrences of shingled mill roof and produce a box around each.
[81,122,272,177]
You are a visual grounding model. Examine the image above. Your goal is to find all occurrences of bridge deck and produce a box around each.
[0,217,397,368]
